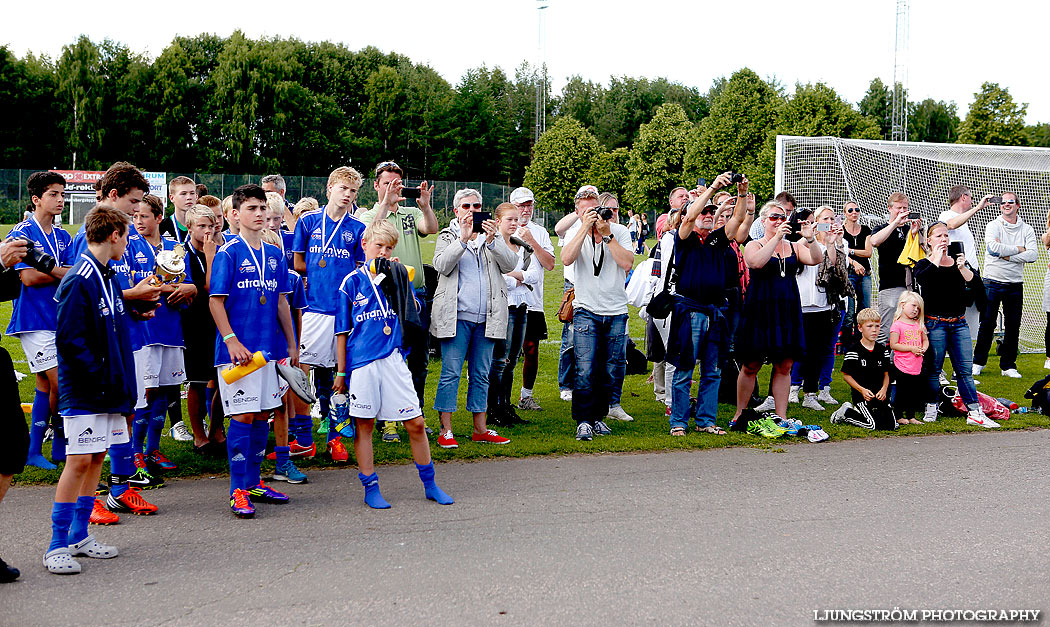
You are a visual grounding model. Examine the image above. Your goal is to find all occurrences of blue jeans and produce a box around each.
[973,279,1022,371]
[846,273,872,332]
[670,310,722,430]
[558,280,575,391]
[571,309,628,424]
[435,320,495,413]
[489,304,527,409]
[925,318,979,408]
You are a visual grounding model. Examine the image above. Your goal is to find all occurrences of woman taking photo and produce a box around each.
[913,221,996,427]
[842,200,872,342]
[733,202,823,423]
[488,202,540,426]
[789,206,846,411]
[431,189,518,448]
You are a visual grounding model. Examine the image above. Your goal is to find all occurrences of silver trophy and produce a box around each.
[148,244,187,286]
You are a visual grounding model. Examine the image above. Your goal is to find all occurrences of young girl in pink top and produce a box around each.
[889,291,929,425]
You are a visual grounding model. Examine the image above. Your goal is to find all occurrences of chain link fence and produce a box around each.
[0,169,565,231]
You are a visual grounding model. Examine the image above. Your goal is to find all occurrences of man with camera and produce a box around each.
[870,192,921,343]
[561,185,634,441]
[358,161,438,440]
[1,234,30,582]
[972,191,1037,379]
[7,172,74,470]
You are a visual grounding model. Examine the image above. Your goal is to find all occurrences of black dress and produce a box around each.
[737,243,805,362]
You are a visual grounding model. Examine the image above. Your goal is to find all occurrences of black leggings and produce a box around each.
[1045,312,1050,358]
[801,309,838,394]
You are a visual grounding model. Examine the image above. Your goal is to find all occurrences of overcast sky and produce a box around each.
[4,0,1047,126]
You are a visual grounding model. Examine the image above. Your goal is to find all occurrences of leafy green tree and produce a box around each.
[523,117,600,212]
[626,103,694,211]
[685,68,783,199]
[431,66,515,183]
[776,82,881,140]
[586,147,630,209]
[958,82,1028,146]
[557,75,603,130]
[0,48,64,167]
[859,78,891,139]
[56,36,105,169]
[1025,122,1050,148]
[909,99,959,143]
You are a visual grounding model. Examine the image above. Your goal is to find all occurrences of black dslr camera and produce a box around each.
[728,172,745,184]
[16,237,57,274]
[594,206,615,221]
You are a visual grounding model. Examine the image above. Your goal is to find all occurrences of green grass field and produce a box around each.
[6,224,1049,486]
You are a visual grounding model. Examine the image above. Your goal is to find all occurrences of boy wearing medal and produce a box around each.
[334,219,452,508]
[210,184,299,518]
[291,167,366,462]
[131,196,194,474]
[44,205,136,574]
[7,171,74,470]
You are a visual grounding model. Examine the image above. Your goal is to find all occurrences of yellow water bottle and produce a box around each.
[369,259,415,283]
[222,351,269,384]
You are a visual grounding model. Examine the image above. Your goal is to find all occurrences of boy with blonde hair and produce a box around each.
[831,308,897,430]
[335,219,451,507]
[291,167,366,462]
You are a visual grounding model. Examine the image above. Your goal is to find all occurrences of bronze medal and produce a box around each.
[383,325,392,335]
[259,294,267,305]
[319,258,327,268]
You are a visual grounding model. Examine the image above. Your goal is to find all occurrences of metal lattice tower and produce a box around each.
[534,1,549,145]
[890,0,909,141]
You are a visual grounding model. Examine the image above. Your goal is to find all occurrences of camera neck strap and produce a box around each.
[590,229,606,276]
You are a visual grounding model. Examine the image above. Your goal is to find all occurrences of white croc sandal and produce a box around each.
[69,534,119,559]
[43,548,82,574]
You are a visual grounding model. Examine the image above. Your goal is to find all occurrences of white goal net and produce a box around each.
[775,135,1050,354]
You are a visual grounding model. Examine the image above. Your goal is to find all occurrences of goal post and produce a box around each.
[775,135,1050,354]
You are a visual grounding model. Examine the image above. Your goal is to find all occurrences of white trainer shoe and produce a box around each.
[1001,368,1022,379]
[788,385,800,403]
[830,402,852,424]
[972,364,984,376]
[1044,358,1050,370]
[817,386,839,405]
[966,409,1000,428]
[606,405,634,422]
[801,393,825,411]
[754,396,776,412]
[560,389,573,402]
[169,421,193,442]
[923,403,939,423]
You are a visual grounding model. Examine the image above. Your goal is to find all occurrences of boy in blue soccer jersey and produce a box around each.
[7,172,74,469]
[44,205,137,574]
[335,219,452,509]
[210,185,300,519]
[131,196,195,476]
[292,166,366,463]
[260,228,309,484]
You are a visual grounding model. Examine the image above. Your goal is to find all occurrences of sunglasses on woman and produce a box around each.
[767,213,787,222]
[844,207,860,213]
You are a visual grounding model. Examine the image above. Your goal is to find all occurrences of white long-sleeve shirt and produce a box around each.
[983,215,1038,283]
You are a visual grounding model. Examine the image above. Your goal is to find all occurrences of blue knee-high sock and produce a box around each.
[274,445,290,466]
[416,462,454,505]
[131,408,148,456]
[26,390,55,468]
[248,420,269,488]
[294,414,313,447]
[50,413,66,463]
[48,501,76,552]
[227,420,252,495]
[358,472,391,509]
[146,395,167,454]
[68,495,96,545]
[108,441,134,498]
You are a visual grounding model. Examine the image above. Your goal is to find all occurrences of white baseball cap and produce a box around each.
[510,187,534,204]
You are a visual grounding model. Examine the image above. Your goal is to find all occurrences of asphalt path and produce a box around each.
[1,430,1047,626]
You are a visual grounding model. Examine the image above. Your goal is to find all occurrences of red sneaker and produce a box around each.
[147,450,177,471]
[328,438,348,463]
[437,431,459,449]
[289,441,316,458]
[106,487,158,515]
[89,498,119,525]
[471,429,510,445]
[133,452,148,470]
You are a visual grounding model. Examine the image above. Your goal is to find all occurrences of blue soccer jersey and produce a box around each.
[6,217,74,335]
[291,208,366,315]
[210,237,291,366]
[112,224,155,351]
[288,269,307,311]
[141,237,186,348]
[281,231,295,270]
[335,268,402,373]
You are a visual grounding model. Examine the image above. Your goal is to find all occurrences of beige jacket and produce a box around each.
[430,221,517,340]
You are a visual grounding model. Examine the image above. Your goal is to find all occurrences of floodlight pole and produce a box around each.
[534,0,549,145]
[890,0,909,142]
